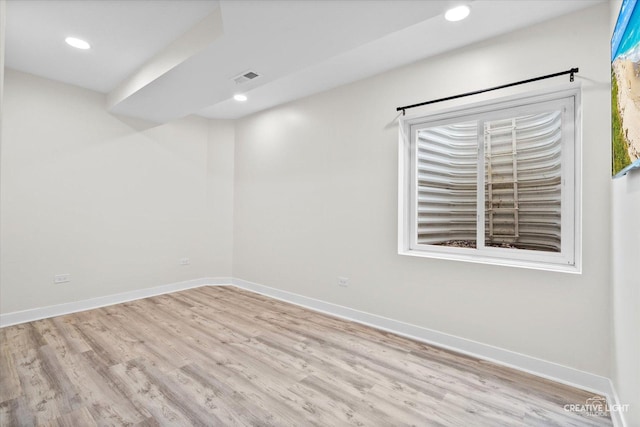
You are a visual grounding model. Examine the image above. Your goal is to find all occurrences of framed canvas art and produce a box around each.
[612,0,640,177]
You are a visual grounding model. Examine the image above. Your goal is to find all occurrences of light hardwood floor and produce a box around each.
[0,286,612,426]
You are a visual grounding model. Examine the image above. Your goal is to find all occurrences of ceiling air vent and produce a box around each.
[234,71,260,85]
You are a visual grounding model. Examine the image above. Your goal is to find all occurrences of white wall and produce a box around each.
[610,0,640,424]
[233,4,612,376]
[1,0,5,108]
[611,173,640,425]
[0,70,234,313]
[1,0,6,318]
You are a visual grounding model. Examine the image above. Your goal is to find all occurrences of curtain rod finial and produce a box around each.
[570,67,579,82]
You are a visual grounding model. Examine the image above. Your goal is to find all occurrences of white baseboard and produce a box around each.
[0,276,626,426]
[231,277,626,427]
[0,277,232,328]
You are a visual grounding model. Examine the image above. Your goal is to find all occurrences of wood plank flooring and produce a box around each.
[0,286,613,426]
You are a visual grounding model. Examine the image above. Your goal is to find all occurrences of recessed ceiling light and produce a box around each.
[65,37,91,50]
[234,94,248,102]
[445,5,470,22]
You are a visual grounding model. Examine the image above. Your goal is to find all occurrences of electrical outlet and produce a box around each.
[337,277,349,287]
[54,274,70,284]
[179,258,190,266]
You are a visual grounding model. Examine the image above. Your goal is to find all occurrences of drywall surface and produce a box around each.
[611,172,640,425]
[610,0,640,424]
[0,70,234,313]
[1,0,5,109]
[1,0,6,315]
[233,4,612,376]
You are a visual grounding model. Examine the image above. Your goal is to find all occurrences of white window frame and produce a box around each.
[398,84,582,273]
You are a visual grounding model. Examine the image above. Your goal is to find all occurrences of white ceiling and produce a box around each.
[5,0,602,123]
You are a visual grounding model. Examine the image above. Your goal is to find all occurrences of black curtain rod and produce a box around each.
[396,67,579,115]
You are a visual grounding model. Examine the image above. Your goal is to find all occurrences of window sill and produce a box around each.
[398,248,581,274]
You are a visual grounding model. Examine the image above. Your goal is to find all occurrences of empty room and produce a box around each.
[1,0,638,426]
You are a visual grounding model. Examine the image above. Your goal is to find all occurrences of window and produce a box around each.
[398,86,581,272]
